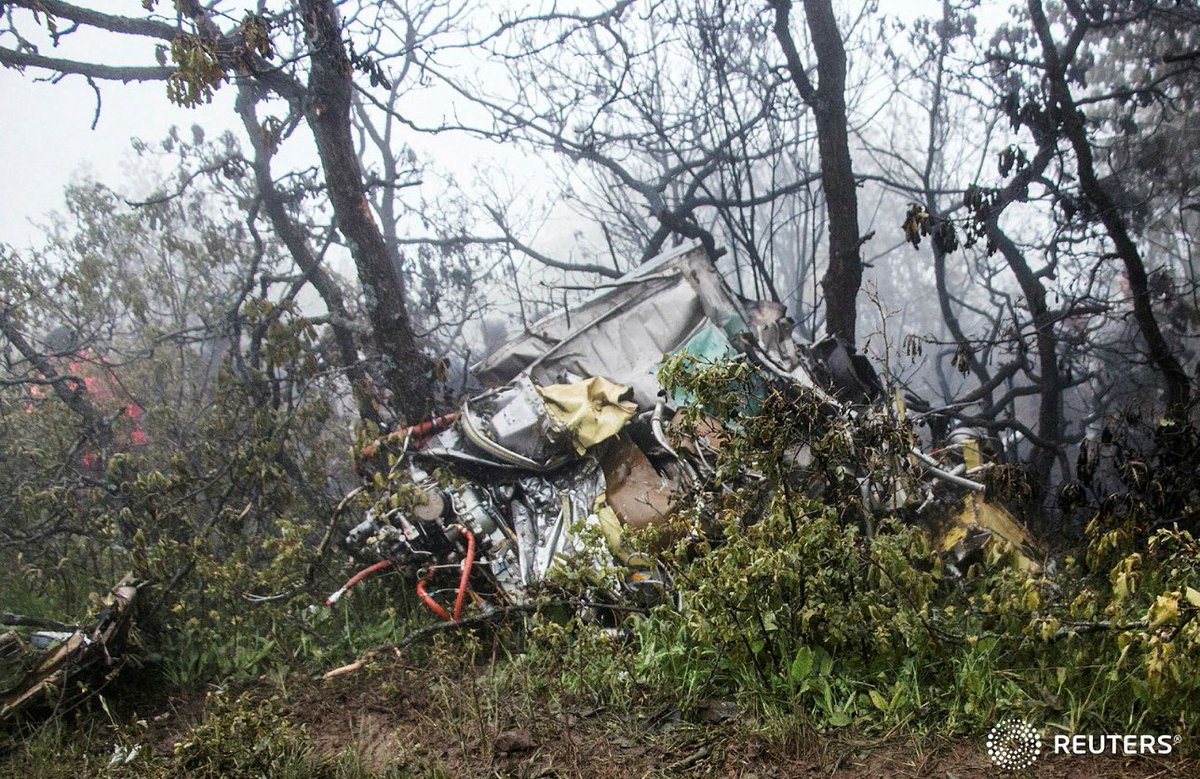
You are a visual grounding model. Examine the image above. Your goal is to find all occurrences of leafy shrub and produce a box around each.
[566,356,1200,739]
[172,690,314,778]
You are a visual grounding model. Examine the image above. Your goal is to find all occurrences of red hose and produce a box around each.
[416,529,476,622]
[417,568,452,621]
[402,412,461,448]
[360,413,460,458]
[452,529,475,620]
[325,559,392,607]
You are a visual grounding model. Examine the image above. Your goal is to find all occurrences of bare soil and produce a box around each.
[5,659,1195,778]
[287,663,1200,778]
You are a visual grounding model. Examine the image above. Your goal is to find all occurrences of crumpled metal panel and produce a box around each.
[471,242,826,411]
[473,244,717,410]
[510,461,609,584]
[460,376,574,470]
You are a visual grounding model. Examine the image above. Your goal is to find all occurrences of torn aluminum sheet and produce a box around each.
[473,242,819,411]
[473,243,712,410]
[513,462,611,585]
[472,241,883,414]
[809,335,883,403]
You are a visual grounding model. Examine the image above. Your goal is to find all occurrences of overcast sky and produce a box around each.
[0,0,937,254]
[0,60,246,249]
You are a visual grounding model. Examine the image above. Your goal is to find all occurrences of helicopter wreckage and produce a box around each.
[331,242,1041,622]
[1,243,1042,720]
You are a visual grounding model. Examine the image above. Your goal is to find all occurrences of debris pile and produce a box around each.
[1,575,138,721]
[340,243,1041,620]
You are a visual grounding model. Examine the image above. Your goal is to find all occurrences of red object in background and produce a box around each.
[126,404,148,446]
[30,349,148,468]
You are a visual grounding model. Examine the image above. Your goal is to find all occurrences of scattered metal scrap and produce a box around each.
[333,242,1040,621]
[1,574,138,721]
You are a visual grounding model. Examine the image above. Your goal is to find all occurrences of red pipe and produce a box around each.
[326,529,475,622]
[416,529,476,622]
[402,412,461,447]
[325,559,392,607]
[361,412,461,458]
[452,529,475,620]
[417,567,452,621]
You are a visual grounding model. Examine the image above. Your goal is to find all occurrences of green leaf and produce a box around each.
[789,646,814,684]
[827,711,852,727]
[868,689,889,712]
[814,646,833,676]
[819,679,833,712]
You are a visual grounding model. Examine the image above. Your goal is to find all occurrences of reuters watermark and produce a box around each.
[986,719,1042,769]
[986,718,1181,770]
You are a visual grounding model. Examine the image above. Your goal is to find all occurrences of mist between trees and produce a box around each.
[0,0,1192,523]
[0,0,1197,690]
[0,0,1193,516]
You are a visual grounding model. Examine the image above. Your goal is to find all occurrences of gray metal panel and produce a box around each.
[522,277,709,409]
[472,244,715,409]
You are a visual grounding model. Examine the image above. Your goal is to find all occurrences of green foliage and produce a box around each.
[658,350,917,516]
[644,504,938,727]
[171,690,314,778]
[166,13,274,109]
[0,719,103,779]
[538,357,1200,741]
[4,156,1198,761]
[0,178,400,700]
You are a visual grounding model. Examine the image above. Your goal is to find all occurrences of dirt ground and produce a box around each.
[288,664,1200,778]
[4,659,1195,778]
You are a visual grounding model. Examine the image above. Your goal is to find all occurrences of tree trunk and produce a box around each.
[236,85,381,426]
[1028,0,1190,413]
[987,226,1062,486]
[770,0,864,345]
[299,0,433,423]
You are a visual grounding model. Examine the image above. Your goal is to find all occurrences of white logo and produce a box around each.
[987,718,1042,770]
